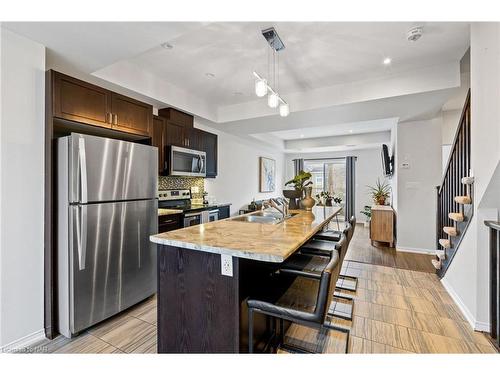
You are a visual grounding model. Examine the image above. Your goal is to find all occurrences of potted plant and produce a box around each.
[360,205,371,228]
[284,170,314,210]
[332,195,342,206]
[315,191,333,206]
[367,178,391,205]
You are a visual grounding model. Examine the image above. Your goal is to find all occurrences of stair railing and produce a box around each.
[436,89,471,251]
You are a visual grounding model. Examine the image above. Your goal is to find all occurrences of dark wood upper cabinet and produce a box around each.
[158,108,193,128]
[197,129,218,178]
[186,128,202,151]
[51,70,153,137]
[165,121,187,148]
[110,93,152,136]
[152,116,166,174]
[53,72,111,128]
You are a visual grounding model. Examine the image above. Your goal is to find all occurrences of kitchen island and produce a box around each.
[150,205,342,353]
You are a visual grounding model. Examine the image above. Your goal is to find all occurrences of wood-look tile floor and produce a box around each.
[31,224,496,354]
[280,260,497,353]
[32,295,158,354]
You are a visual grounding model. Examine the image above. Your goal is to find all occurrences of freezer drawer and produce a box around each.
[59,199,157,336]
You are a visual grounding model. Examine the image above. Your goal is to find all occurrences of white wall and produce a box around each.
[443,23,500,331]
[395,118,442,252]
[0,28,46,348]
[284,148,387,223]
[195,120,285,216]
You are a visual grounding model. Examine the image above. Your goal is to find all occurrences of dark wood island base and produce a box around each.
[157,245,281,353]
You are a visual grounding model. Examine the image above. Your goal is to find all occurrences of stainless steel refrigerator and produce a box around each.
[57,133,158,338]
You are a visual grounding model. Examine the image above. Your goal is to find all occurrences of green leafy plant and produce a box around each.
[285,170,312,192]
[367,178,391,205]
[333,195,342,205]
[315,191,332,200]
[315,191,342,206]
[360,205,372,219]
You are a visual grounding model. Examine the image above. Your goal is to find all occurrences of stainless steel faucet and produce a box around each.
[265,198,289,220]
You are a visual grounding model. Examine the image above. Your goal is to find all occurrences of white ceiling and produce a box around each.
[3,21,470,151]
[269,118,397,140]
[117,22,469,107]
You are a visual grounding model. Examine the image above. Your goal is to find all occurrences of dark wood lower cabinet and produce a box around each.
[158,214,182,234]
[218,205,230,219]
[157,246,279,353]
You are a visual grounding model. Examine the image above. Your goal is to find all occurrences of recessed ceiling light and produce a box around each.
[161,42,174,50]
[205,73,216,79]
[383,57,392,65]
[349,129,353,133]
[300,134,304,138]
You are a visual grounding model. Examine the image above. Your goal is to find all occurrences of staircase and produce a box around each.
[434,90,474,277]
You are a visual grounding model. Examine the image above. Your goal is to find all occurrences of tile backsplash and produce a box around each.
[158,176,205,199]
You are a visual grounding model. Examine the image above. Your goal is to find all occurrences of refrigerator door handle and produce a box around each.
[76,205,88,271]
[78,137,88,204]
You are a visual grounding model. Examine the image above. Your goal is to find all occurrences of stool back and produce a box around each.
[347,216,356,242]
[314,237,345,322]
[335,233,349,265]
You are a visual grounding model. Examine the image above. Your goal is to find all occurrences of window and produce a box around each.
[303,158,346,202]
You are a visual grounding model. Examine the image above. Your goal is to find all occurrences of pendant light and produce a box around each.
[255,78,267,97]
[253,27,290,117]
[268,92,279,108]
[279,102,289,117]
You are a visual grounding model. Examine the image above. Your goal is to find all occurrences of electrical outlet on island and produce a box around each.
[221,254,233,277]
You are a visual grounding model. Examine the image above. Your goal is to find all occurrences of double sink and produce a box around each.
[229,210,297,225]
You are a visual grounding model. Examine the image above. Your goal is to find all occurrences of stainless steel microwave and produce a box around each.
[169,145,206,177]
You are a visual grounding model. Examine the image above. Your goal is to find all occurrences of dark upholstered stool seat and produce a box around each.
[279,253,329,278]
[300,238,338,258]
[314,229,342,242]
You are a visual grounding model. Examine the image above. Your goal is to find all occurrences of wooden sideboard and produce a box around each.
[370,205,395,247]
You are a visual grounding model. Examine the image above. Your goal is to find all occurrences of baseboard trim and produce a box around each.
[474,321,491,332]
[395,246,436,255]
[440,278,490,332]
[0,329,45,353]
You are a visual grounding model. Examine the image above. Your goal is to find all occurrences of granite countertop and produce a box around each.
[150,205,342,263]
[158,208,183,216]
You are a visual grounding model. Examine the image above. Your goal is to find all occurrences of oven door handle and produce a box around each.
[184,212,201,218]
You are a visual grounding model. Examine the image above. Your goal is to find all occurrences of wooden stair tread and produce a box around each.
[439,239,451,248]
[443,226,459,236]
[448,212,464,222]
[454,196,472,205]
[435,250,446,260]
[461,176,474,185]
[431,259,442,270]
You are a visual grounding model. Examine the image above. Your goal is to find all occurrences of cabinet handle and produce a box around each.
[106,113,112,123]
[113,114,118,125]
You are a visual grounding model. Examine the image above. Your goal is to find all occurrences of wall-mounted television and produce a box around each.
[381,144,393,177]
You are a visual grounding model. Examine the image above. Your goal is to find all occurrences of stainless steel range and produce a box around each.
[158,189,219,227]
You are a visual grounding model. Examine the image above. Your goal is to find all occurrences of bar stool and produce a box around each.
[280,236,354,321]
[247,249,349,354]
[312,216,358,292]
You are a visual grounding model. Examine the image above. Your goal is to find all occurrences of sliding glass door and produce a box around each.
[303,158,346,202]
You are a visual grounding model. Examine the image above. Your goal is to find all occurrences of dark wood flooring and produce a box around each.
[345,224,435,273]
